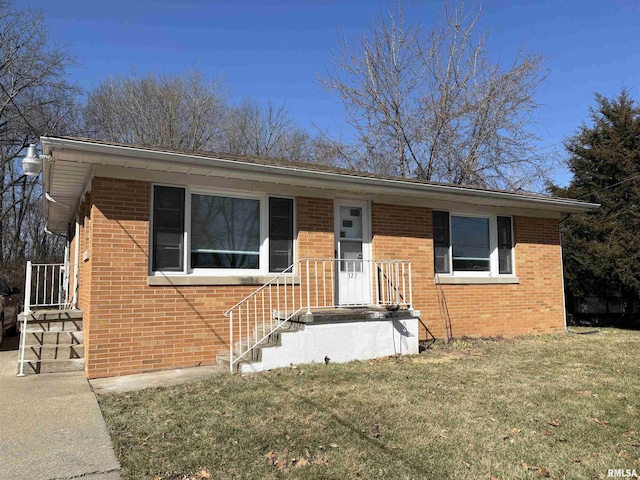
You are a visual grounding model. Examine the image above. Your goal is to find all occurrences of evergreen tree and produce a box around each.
[553,90,640,321]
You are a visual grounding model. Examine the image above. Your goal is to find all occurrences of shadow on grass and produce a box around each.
[249,365,438,478]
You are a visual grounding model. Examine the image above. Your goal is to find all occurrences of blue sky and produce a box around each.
[15,0,640,186]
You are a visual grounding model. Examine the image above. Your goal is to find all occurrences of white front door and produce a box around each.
[335,199,371,306]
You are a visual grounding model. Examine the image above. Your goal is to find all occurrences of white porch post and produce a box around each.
[73,219,80,309]
[229,311,234,374]
[17,261,32,377]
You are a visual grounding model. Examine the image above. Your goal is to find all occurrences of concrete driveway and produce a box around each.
[0,335,121,480]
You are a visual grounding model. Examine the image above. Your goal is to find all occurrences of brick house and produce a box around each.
[17,136,597,378]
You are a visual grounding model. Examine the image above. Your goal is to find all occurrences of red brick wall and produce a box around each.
[371,203,564,340]
[371,203,437,340]
[80,179,564,378]
[82,184,339,378]
[83,178,258,377]
[296,197,334,258]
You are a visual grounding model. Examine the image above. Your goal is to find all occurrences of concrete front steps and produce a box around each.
[218,307,420,374]
[217,320,306,373]
[17,309,84,375]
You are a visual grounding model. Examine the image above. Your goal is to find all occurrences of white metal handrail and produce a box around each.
[17,261,75,377]
[224,258,412,373]
[26,262,75,309]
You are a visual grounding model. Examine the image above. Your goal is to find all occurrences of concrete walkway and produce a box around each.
[90,364,224,394]
[0,336,122,480]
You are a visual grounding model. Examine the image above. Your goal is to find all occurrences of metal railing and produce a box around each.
[223,258,412,373]
[17,261,75,377]
[23,261,75,309]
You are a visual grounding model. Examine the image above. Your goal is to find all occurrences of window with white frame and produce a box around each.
[432,211,514,276]
[151,185,294,274]
[191,195,261,269]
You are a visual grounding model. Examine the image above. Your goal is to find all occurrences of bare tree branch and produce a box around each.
[84,69,228,151]
[320,1,551,191]
[0,0,79,279]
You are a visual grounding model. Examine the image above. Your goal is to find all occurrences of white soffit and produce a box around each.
[45,158,92,233]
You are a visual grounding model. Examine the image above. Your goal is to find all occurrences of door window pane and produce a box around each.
[451,216,490,272]
[152,186,185,271]
[191,195,260,269]
[339,206,363,239]
[340,240,363,272]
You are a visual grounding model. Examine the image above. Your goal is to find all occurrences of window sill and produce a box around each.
[435,276,519,285]
[148,274,301,287]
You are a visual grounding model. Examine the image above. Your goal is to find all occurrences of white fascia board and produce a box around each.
[41,136,600,215]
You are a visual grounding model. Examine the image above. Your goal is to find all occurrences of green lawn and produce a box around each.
[97,328,640,479]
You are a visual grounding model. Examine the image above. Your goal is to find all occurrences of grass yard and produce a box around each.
[97,328,640,479]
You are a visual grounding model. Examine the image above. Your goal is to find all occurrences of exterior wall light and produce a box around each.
[22,144,46,176]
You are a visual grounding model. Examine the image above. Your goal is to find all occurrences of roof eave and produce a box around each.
[41,136,599,218]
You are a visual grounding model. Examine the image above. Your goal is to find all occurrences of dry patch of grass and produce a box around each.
[97,328,640,479]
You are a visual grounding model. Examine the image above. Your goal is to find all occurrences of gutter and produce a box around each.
[41,136,600,214]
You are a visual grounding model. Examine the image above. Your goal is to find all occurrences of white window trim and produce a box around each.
[149,184,296,277]
[438,211,516,278]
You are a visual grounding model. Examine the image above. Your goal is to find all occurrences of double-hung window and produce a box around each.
[151,185,294,274]
[191,195,261,270]
[433,211,514,276]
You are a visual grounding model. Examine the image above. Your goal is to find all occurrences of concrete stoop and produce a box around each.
[17,309,85,375]
[218,308,420,374]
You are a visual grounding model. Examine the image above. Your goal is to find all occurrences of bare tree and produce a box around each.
[85,72,344,166]
[0,0,79,282]
[321,1,551,191]
[84,69,228,151]
[221,99,313,160]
